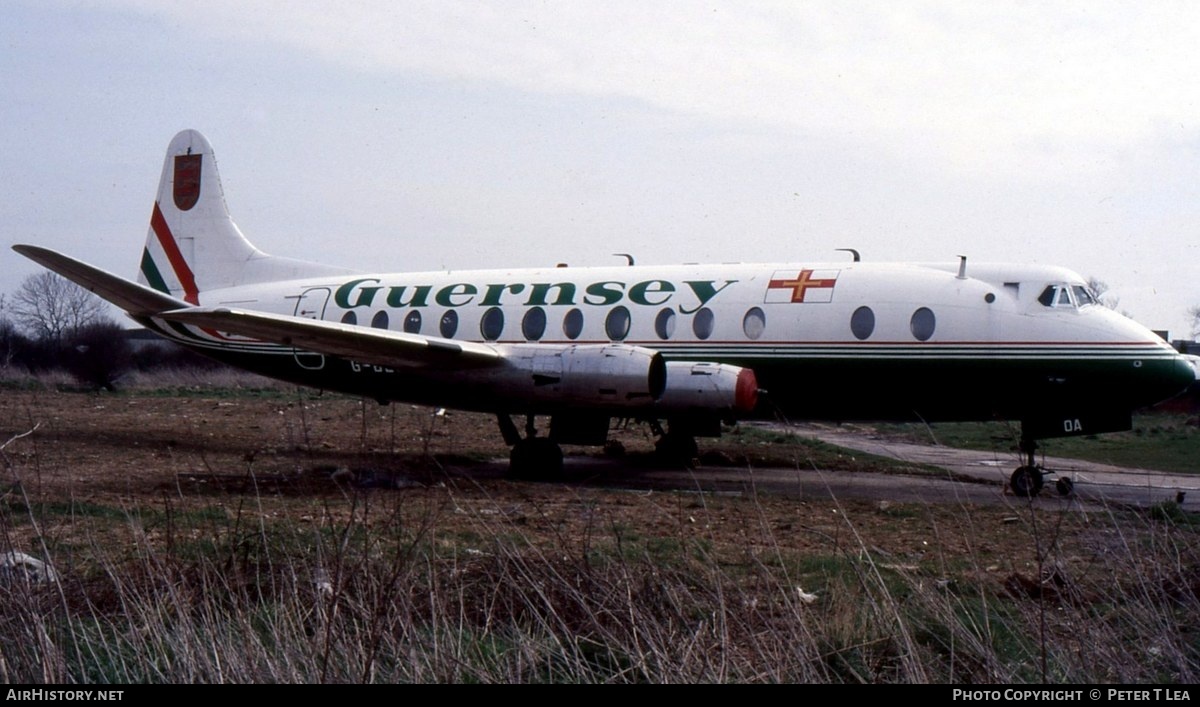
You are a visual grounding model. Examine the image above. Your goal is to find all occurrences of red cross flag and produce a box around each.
[765,269,840,303]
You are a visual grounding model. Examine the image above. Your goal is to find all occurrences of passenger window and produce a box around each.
[742,307,765,340]
[605,306,631,341]
[371,311,389,329]
[850,306,874,340]
[480,307,504,341]
[522,307,547,341]
[654,308,675,340]
[341,312,357,325]
[563,308,584,340]
[692,307,714,340]
[403,311,421,334]
[439,310,458,338]
[910,307,935,341]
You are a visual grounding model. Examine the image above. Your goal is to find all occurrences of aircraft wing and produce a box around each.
[12,244,501,370]
[13,244,190,315]
[160,307,502,369]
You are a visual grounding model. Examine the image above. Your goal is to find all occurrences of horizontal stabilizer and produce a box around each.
[159,307,502,369]
[13,244,190,315]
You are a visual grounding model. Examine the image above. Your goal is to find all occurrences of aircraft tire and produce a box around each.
[1055,477,1074,496]
[1010,466,1042,498]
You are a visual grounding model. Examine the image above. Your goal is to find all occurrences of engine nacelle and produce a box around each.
[491,343,666,409]
[655,361,759,415]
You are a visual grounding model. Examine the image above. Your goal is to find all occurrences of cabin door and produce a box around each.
[291,287,330,370]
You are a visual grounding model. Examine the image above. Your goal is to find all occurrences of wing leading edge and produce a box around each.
[13,244,189,315]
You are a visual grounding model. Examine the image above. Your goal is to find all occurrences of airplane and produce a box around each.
[13,129,1197,496]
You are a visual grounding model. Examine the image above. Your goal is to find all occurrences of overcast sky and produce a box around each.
[3,1,1199,337]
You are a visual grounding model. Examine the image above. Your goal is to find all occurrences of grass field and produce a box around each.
[1,376,1197,683]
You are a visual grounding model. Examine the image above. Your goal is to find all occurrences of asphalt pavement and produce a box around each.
[773,422,1199,510]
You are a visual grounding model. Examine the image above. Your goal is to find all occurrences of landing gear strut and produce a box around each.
[498,414,564,481]
[1010,437,1073,498]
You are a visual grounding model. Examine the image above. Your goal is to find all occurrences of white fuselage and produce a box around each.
[148,258,1191,427]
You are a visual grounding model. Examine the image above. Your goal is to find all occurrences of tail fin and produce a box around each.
[138,130,349,303]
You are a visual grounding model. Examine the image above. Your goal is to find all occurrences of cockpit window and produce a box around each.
[1038,283,1097,309]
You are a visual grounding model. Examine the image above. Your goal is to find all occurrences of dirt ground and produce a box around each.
[5,386,1176,577]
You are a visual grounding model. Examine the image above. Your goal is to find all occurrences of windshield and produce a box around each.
[1037,284,1098,309]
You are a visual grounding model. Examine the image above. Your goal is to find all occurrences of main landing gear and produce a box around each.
[1010,438,1074,498]
[649,420,699,469]
[497,414,704,479]
[498,414,563,480]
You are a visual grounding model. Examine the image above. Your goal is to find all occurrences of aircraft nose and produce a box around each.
[1151,354,1199,404]
[1178,354,1200,386]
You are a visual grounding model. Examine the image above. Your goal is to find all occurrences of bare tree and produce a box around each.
[1087,276,1120,310]
[11,272,106,344]
[0,294,15,368]
[1189,304,1200,339]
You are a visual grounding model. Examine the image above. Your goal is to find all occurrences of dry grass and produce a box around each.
[1,475,1197,683]
[0,377,1198,683]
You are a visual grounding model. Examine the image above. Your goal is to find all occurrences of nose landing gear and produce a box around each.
[1010,438,1074,498]
[1010,464,1044,498]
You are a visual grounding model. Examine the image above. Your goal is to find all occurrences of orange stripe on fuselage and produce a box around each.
[150,202,199,305]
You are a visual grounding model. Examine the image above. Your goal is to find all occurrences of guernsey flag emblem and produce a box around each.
[765,269,839,303]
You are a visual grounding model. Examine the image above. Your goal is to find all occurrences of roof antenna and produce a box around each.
[836,248,860,262]
[957,255,968,279]
[613,253,635,266]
